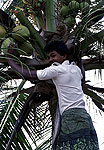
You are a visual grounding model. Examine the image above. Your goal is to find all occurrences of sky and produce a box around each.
[85,70,104,150]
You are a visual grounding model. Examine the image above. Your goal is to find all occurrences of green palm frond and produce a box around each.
[0,84,53,150]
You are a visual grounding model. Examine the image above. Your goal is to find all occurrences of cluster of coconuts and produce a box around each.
[0,24,34,56]
[60,0,90,28]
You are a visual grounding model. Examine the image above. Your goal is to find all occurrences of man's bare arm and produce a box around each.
[7,58,38,80]
[7,44,38,80]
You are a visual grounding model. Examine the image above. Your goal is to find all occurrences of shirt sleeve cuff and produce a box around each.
[36,70,43,80]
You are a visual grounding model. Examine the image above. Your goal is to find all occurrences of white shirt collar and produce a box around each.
[52,60,76,66]
[52,60,70,66]
[62,60,70,65]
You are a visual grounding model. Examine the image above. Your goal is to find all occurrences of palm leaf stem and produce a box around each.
[6,89,51,150]
[8,86,36,97]
[80,30,104,51]
[92,98,104,112]
[83,87,104,105]
[0,80,25,134]
[35,14,45,30]
[92,0,104,11]
[84,62,104,71]
[6,91,37,150]
[85,8,104,22]
[82,9,104,29]
[84,83,104,93]
[45,0,56,32]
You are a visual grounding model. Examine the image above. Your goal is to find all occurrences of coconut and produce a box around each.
[12,33,27,43]
[65,16,75,27]
[69,1,79,11]
[0,25,7,39]
[60,6,69,17]
[12,25,30,42]
[1,37,15,54]
[18,40,34,56]
[80,2,90,13]
[37,2,41,7]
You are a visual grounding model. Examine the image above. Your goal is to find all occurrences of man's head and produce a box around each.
[44,40,69,64]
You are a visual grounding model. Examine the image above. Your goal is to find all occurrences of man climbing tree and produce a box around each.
[7,40,99,150]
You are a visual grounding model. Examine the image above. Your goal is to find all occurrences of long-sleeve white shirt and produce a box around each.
[37,60,85,115]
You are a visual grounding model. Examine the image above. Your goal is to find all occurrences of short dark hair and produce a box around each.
[44,40,69,57]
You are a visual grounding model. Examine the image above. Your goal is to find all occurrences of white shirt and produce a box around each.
[37,60,85,115]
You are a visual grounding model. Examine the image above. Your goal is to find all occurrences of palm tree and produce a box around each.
[0,0,104,149]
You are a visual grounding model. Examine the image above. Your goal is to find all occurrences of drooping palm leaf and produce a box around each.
[0,81,55,150]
